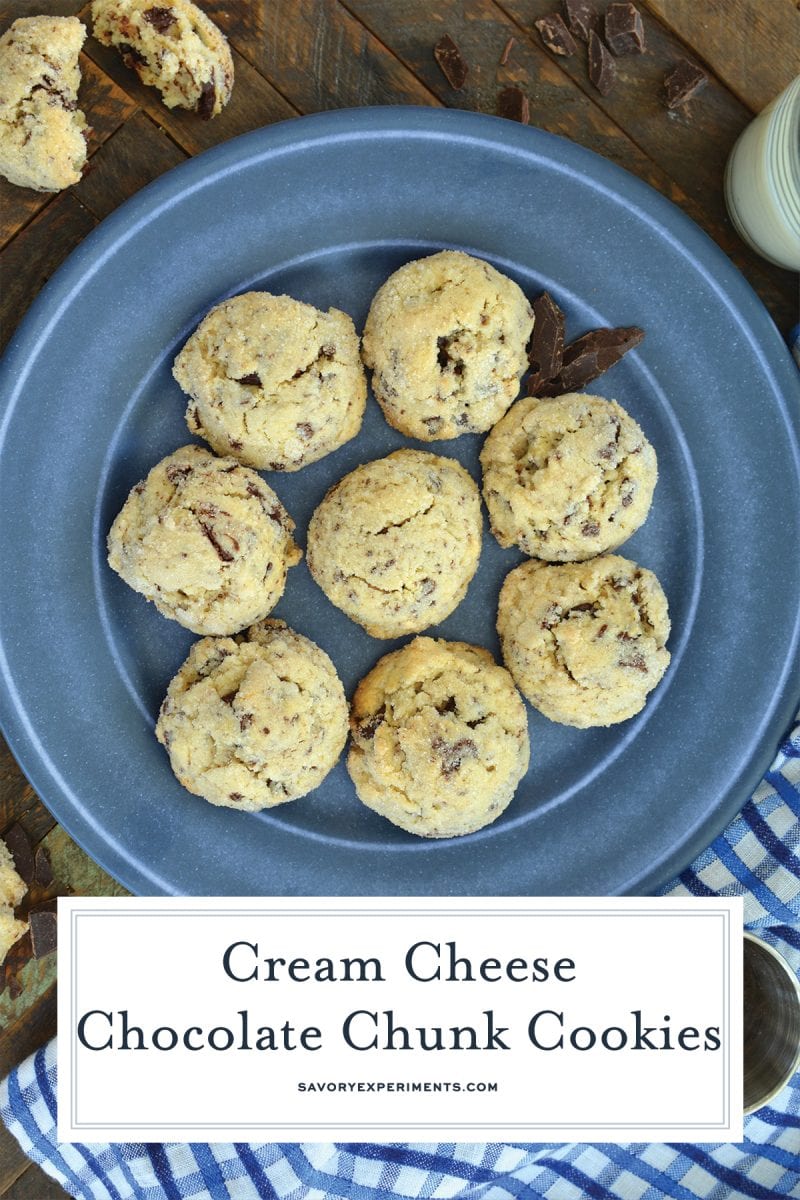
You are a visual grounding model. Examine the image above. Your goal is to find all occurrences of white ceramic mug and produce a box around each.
[724,76,800,271]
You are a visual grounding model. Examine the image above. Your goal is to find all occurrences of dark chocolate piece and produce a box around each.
[236,372,261,386]
[535,13,577,56]
[663,59,708,109]
[29,902,57,958]
[3,825,34,886]
[497,86,530,124]
[527,292,566,394]
[604,2,645,56]
[34,845,54,888]
[499,36,515,66]
[197,81,216,120]
[144,7,176,33]
[434,34,469,90]
[562,0,596,42]
[538,326,645,395]
[588,30,616,95]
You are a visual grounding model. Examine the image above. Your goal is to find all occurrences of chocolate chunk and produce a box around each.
[245,482,264,501]
[199,521,235,562]
[357,707,385,741]
[499,36,515,66]
[419,577,437,596]
[320,344,336,359]
[197,81,216,120]
[535,13,577,56]
[166,463,192,484]
[296,422,314,440]
[228,792,244,802]
[29,902,57,958]
[663,59,708,109]
[117,42,147,70]
[588,30,616,95]
[34,846,54,888]
[497,86,530,124]
[422,416,443,434]
[3,825,34,886]
[433,736,478,778]
[563,0,596,42]
[619,652,648,672]
[436,696,458,714]
[604,2,645,55]
[527,292,566,394]
[236,372,261,386]
[434,34,469,90]
[538,325,644,395]
[144,6,175,32]
[581,520,600,537]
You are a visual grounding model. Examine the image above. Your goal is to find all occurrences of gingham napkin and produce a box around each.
[2,721,798,1200]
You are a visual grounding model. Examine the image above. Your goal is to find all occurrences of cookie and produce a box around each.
[156,620,348,811]
[481,392,657,561]
[497,555,671,727]
[361,250,534,440]
[91,0,233,118]
[348,637,530,838]
[306,449,482,638]
[173,292,367,471]
[0,17,88,192]
[0,839,28,964]
[107,445,301,635]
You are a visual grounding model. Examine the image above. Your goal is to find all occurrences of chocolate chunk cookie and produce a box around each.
[107,445,301,635]
[0,839,28,964]
[156,620,348,811]
[173,292,366,471]
[348,637,530,838]
[481,392,657,561]
[307,449,482,638]
[91,0,233,118]
[497,555,671,727]
[362,251,534,440]
[0,17,89,192]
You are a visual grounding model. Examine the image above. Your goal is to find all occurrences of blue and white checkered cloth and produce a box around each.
[3,722,799,1200]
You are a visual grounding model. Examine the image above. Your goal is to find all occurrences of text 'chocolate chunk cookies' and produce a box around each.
[91,0,233,118]
[156,620,348,811]
[0,17,89,192]
[481,392,657,561]
[348,638,530,838]
[173,291,367,471]
[497,556,671,728]
[362,251,534,441]
[306,449,482,639]
[107,445,301,635]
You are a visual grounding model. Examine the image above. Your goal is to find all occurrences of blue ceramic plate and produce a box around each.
[1,108,798,896]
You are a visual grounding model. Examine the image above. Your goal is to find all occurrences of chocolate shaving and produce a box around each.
[538,326,644,395]
[604,2,645,56]
[497,86,530,124]
[3,825,34,886]
[588,30,616,95]
[535,13,577,57]
[144,6,176,33]
[29,902,57,958]
[499,36,515,66]
[527,292,566,393]
[199,521,235,562]
[236,372,261,386]
[663,59,708,109]
[197,81,216,120]
[434,34,469,90]
[563,0,596,42]
[34,846,54,888]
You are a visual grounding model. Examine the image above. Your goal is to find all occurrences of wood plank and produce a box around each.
[344,0,797,331]
[5,1164,68,1200]
[0,742,38,832]
[0,983,57,1079]
[0,1120,31,1196]
[80,31,299,156]
[643,0,800,114]
[205,0,440,110]
[0,195,96,352]
[74,109,188,220]
[0,55,137,248]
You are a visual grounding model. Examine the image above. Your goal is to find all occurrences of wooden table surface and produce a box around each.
[0,1,798,1193]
